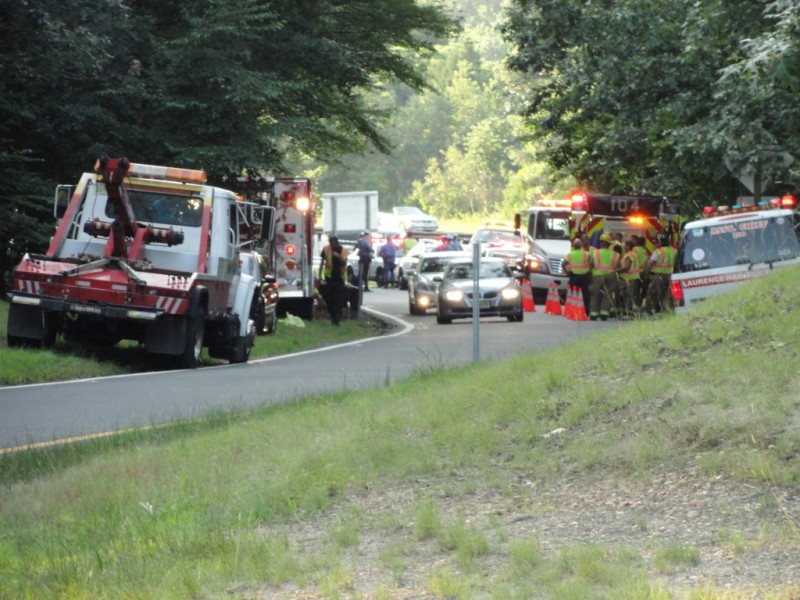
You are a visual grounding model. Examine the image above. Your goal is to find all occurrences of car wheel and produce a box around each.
[436,305,451,324]
[507,311,524,322]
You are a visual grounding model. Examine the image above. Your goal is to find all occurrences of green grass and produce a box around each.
[0,300,382,385]
[2,266,800,598]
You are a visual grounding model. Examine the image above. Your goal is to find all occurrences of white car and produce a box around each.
[392,206,439,233]
[396,238,438,289]
[407,250,469,315]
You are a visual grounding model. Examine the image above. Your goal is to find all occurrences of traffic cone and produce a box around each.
[564,286,575,320]
[521,278,535,312]
[573,287,588,321]
[545,282,562,315]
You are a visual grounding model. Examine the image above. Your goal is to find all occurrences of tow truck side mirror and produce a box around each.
[54,185,73,219]
[513,213,521,234]
[259,207,276,243]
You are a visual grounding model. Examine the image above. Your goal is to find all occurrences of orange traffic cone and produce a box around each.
[573,287,588,321]
[520,278,535,312]
[545,282,562,315]
[564,286,575,320]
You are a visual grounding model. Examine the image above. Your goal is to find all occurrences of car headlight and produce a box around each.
[501,287,521,300]
[445,289,464,302]
[525,252,550,274]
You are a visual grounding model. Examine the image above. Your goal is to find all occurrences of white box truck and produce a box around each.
[321,191,379,236]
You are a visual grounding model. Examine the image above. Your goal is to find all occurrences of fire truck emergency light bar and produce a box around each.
[94,160,207,185]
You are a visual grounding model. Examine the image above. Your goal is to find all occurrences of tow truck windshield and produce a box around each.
[679,214,800,272]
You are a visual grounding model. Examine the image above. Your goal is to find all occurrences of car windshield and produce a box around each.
[419,256,459,273]
[528,211,570,240]
[107,190,203,227]
[395,206,423,215]
[446,261,511,280]
[679,214,800,271]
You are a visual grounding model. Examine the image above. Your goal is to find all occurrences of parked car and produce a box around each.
[240,252,279,334]
[407,250,469,315]
[396,238,438,290]
[392,206,439,233]
[469,226,525,267]
[435,257,523,324]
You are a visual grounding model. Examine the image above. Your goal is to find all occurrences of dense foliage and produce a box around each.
[501,0,800,213]
[0,0,456,293]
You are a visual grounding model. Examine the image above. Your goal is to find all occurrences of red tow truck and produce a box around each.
[6,157,273,367]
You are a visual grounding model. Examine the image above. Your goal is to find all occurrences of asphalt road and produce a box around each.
[0,289,618,452]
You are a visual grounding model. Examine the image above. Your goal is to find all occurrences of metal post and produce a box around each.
[472,241,481,363]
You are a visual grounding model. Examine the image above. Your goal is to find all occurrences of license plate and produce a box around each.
[479,300,490,309]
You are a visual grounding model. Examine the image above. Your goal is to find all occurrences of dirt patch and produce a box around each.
[245,466,800,598]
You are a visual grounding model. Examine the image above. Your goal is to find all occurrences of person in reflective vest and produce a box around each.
[632,235,649,307]
[616,239,642,318]
[564,238,591,313]
[588,233,620,321]
[318,235,349,325]
[644,236,676,314]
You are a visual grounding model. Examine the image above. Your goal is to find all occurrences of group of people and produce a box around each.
[563,231,676,321]
[317,230,418,325]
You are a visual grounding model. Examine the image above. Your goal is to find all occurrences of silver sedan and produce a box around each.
[435,257,524,324]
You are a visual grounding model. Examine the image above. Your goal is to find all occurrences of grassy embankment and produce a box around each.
[1,267,800,598]
[0,301,383,386]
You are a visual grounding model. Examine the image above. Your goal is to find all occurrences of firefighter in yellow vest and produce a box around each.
[563,238,591,314]
[616,239,642,318]
[589,233,619,321]
[632,235,649,307]
[318,235,349,325]
[644,236,676,314]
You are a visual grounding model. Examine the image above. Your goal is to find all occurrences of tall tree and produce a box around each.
[501,0,785,209]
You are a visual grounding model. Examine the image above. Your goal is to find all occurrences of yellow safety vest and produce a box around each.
[566,249,591,275]
[619,250,641,281]
[323,246,348,277]
[591,248,619,276]
[651,246,675,275]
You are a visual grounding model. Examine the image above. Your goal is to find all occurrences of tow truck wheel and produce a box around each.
[229,319,255,364]
[178,309,205,369]
[265,310,278,334]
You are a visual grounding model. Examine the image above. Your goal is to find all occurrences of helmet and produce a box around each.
[599,233,613,243]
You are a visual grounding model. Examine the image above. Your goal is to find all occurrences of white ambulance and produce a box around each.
[671,197,800,313]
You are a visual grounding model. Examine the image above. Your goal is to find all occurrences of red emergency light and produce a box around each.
[570,192,588,212]
[670,280,684,307]
[285,244,296,256]
[780,194,797,208]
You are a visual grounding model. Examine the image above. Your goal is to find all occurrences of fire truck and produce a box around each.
[6,157,273,368]
[515,193,680,301]
[670,196,800,312]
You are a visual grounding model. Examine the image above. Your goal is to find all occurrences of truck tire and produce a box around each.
[178,309,205,369]
[228,319,255,364]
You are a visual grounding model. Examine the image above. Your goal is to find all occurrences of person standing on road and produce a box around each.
[378,237,398,288]
[644,236,676,314]
[588,233,619,321]
[356,230,374,292]
[318,235,348,325]
[616,239,642,318]
[563,238,591,313]
[403,231,417,255]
